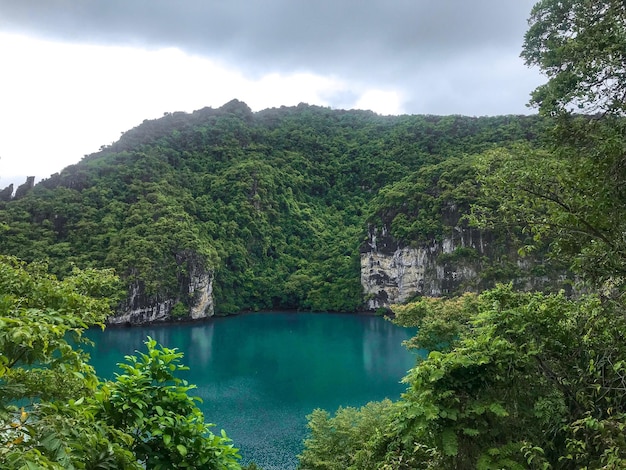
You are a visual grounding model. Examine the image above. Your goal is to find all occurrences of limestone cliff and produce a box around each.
[107,251,214,325]
[360,223,567,310]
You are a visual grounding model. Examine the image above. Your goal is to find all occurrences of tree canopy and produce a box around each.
[0,106,549,316]
[522,0,626,116]
[299,1,626,468]
[0,256,242,469]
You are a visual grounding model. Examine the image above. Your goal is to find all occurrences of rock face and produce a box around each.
[0,184,13,202]
[107,251,215,325]
[360,223,564,310]
[107,282,176,326]
[14,177,35,200]
[361,224,479,309]
[1,177,35,202]
[188,270,214,320]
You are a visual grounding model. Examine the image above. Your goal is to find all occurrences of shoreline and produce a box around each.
[105,307,392,329]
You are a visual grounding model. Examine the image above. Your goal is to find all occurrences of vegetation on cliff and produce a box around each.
[0,256,243,469]
[299,0,626,468]
[0,105,549,316]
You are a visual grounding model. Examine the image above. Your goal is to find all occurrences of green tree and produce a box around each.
[0,256,243,469]
[0,255,136,469]
[472,139,626,288]
[470,0,626,288]
[522,0,626,116]
[96,338,241,470]
[300,285,626,469]
[298,400,400,470]
[386,286,626,469]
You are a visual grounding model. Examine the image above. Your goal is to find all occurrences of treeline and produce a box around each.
[0,104,548,314]
[299,0,626,468]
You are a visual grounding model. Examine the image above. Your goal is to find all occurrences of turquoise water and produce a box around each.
[86,312,418,469]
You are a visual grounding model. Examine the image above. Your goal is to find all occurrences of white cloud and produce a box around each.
[355,90,404,116]
[0,32,409,183]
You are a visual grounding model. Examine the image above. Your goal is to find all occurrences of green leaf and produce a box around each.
[488,403,508,417]
[177,444,188,457]
[441,428,458,457]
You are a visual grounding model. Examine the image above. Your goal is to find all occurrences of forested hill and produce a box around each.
[0,101,548,317]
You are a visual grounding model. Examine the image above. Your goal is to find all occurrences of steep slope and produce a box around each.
[0,101,551,322]
[361,156,569,309]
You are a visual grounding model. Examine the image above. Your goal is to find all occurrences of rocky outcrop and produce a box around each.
[0,177,35,201]
[14,177,35,199]
[0,184,13,202]
[360,223,566,310]
[107,251,215,325]
[107,282,176,325]
[361,224,477,309]
[188,269,215,320]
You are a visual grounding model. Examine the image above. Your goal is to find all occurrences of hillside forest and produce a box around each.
[0,103,552,316]
[2,0,626,468]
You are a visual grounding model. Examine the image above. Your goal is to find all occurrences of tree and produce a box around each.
[96,338,242,470]
[472,138,626,288]
[0,256,243,469]
[471,0,626,289]
[522,0,626,116]
[298,400,399,470]
[386,286,626,469]
[0,255,136,469]
[299,286,626,469]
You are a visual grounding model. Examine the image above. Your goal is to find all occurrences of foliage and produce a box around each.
[472,136,626,289]
[301,285,626,469]
[391,293,479,352]
[368,156,481,244]
[522,0,626,116]
[471,0,626,290]
[0,105,548,315]
[0,256,242,469]
[298,400,399,470]
[388,286,626,469]
[96,337,241,469]
[0,255,136,469]
[0,255,119,406]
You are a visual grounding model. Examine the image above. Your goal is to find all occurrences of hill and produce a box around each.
[0,100,556,322]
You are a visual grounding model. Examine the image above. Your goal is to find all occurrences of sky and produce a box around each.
[0,0,543,188]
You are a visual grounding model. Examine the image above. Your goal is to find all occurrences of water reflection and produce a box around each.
[86,313,418,470]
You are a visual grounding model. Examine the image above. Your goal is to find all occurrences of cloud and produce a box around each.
[0,33,364,181]
[0,1,546,181]
[0,0,542,113]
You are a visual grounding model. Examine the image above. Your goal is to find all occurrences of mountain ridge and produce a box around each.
[0,101,559,322]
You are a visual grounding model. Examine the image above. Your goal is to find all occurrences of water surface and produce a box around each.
[86,312,418,469]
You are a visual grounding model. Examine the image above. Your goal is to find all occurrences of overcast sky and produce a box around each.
[0,0,543,187]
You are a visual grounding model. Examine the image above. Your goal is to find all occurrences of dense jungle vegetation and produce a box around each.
[299,0,626,468]
[0,100,548,315]
[2,0,626,468]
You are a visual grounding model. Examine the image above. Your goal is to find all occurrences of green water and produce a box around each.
[86,312,418,469]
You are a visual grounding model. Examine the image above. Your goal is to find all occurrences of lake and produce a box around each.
[86,312,419,469]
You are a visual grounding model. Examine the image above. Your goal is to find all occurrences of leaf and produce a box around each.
[462,427,480,436]
[441,428,458,457]
[177,444,188,457]
[488,403,509,417]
